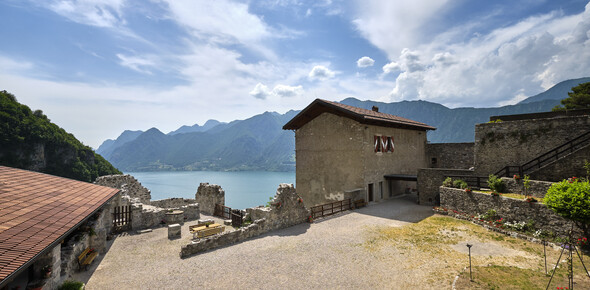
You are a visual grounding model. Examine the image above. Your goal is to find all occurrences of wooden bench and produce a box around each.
[354,199,367,208]
[189,223,224,239]
[77,247,98,271]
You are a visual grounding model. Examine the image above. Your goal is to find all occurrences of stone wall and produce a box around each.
[195,183,225,214]
[440,186,579,236]
[131,203,200,230]
[150,198,197,209]
[417,168,474,205]
[502,177,553,198]
[95,174,151,203]
[474,115,590,176]
[180,184,310,258]
[426,142,474,169]
[528,145,590,182]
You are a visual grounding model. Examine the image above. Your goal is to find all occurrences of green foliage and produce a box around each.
[482,209,498,221]
[487,119,503,123]
[442,177,453,187]
[552,81,590,111]
[58,280,84,290]
[0,90,121,181]
[545,179,590,238]
[452,179,468,189]
[487,174,506,193]
[523,175,530,195]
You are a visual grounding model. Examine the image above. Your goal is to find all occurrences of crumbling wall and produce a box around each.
[195,183,225,215]
[181,184,309,258]
[95,174,151,203]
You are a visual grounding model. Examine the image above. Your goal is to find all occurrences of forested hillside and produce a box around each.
[0,90,121,182]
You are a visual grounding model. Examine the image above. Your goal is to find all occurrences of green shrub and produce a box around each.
[453,179,469,189]
[545,179,590,239]
[442,177,453,187]
[482,209,498,221]
[487,174,506,193]
[58,280,84,290]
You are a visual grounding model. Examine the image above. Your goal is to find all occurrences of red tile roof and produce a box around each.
[283,99,436,131]
[0,166,119,285]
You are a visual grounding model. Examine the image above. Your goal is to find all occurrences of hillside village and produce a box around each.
[2,81,590,288]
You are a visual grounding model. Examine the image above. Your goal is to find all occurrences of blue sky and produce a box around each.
[1,0,590,148]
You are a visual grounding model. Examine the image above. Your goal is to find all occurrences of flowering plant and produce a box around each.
[465,188,472,193]
[577,237,588,247]
[491,191,502,196]
[298,198,303,203]
[494,218,504,225]
[525,196,537,203]
[513,174,521,180]
[308,215,313,223]
[568,176,578,183]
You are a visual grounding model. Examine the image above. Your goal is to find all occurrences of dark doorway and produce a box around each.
[368,183,374,202]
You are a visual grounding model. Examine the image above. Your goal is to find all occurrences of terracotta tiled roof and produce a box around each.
[0,166,119,285]
[283,99,436,131]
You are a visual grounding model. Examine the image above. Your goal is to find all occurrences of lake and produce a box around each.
[126,171,295,209]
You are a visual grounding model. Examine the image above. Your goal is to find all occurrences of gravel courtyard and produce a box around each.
[78,196,541,289]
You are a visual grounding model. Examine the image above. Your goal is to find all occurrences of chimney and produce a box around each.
[372,106,379,112]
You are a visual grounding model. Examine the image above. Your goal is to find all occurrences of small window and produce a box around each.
[386,136,394,152]
[431,157,437,165]
[374,135,382,153]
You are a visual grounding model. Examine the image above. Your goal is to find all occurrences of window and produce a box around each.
[375,135,394,153]
[374,135,382,152]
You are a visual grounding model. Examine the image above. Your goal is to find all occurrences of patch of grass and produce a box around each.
[454,262,590,290]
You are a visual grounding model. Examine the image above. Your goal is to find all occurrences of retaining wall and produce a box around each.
[440,186,579,236]
[502,177,553,198]
[417,168,474,205]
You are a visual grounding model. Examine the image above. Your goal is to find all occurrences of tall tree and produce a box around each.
[553,82,590,111]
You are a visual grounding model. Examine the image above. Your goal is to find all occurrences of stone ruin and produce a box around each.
[95,174,151,204]
[94,174,200,230]
[194,183,225,215]
[181,183,309,258]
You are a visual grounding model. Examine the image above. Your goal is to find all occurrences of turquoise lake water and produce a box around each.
[126,171,295,209]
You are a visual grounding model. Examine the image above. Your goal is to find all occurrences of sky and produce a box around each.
[1,0,590,148]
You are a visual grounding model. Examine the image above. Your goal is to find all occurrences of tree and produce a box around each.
[545,179,590,239]
[552,82,590,111]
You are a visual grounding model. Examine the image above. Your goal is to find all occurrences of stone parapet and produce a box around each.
[502,177,553,198]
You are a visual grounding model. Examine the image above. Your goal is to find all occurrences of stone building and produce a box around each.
[0,166,120,290]
[283,99,435,207]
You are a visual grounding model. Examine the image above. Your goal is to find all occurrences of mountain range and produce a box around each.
[97,77,590,172]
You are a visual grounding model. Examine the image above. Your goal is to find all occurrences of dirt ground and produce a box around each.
[73,195,560,289]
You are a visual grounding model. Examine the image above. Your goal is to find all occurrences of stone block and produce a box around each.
[223,219,232,226]
[168,224,181,240]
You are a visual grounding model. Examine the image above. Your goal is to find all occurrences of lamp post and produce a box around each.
[467,243,473,282]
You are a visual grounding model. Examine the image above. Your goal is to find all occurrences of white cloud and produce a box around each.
[356,56,374,68]
[354,1,590,107]
[250,83,270,99]
[249,83,303,99]
[382,62,400,74]
[272,84,303,98]
[308,65,335,80]
[116,54,157,74]
[47,0,126,28]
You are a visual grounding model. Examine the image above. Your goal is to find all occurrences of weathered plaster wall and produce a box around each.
[180,184,309,258]
[362,123,428,202]
[426,142,474,169]
[295,113,364,206]
[194,183,224,215]
[440,187,579,236]
[417,168,474,205]
[474,115,590,175]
